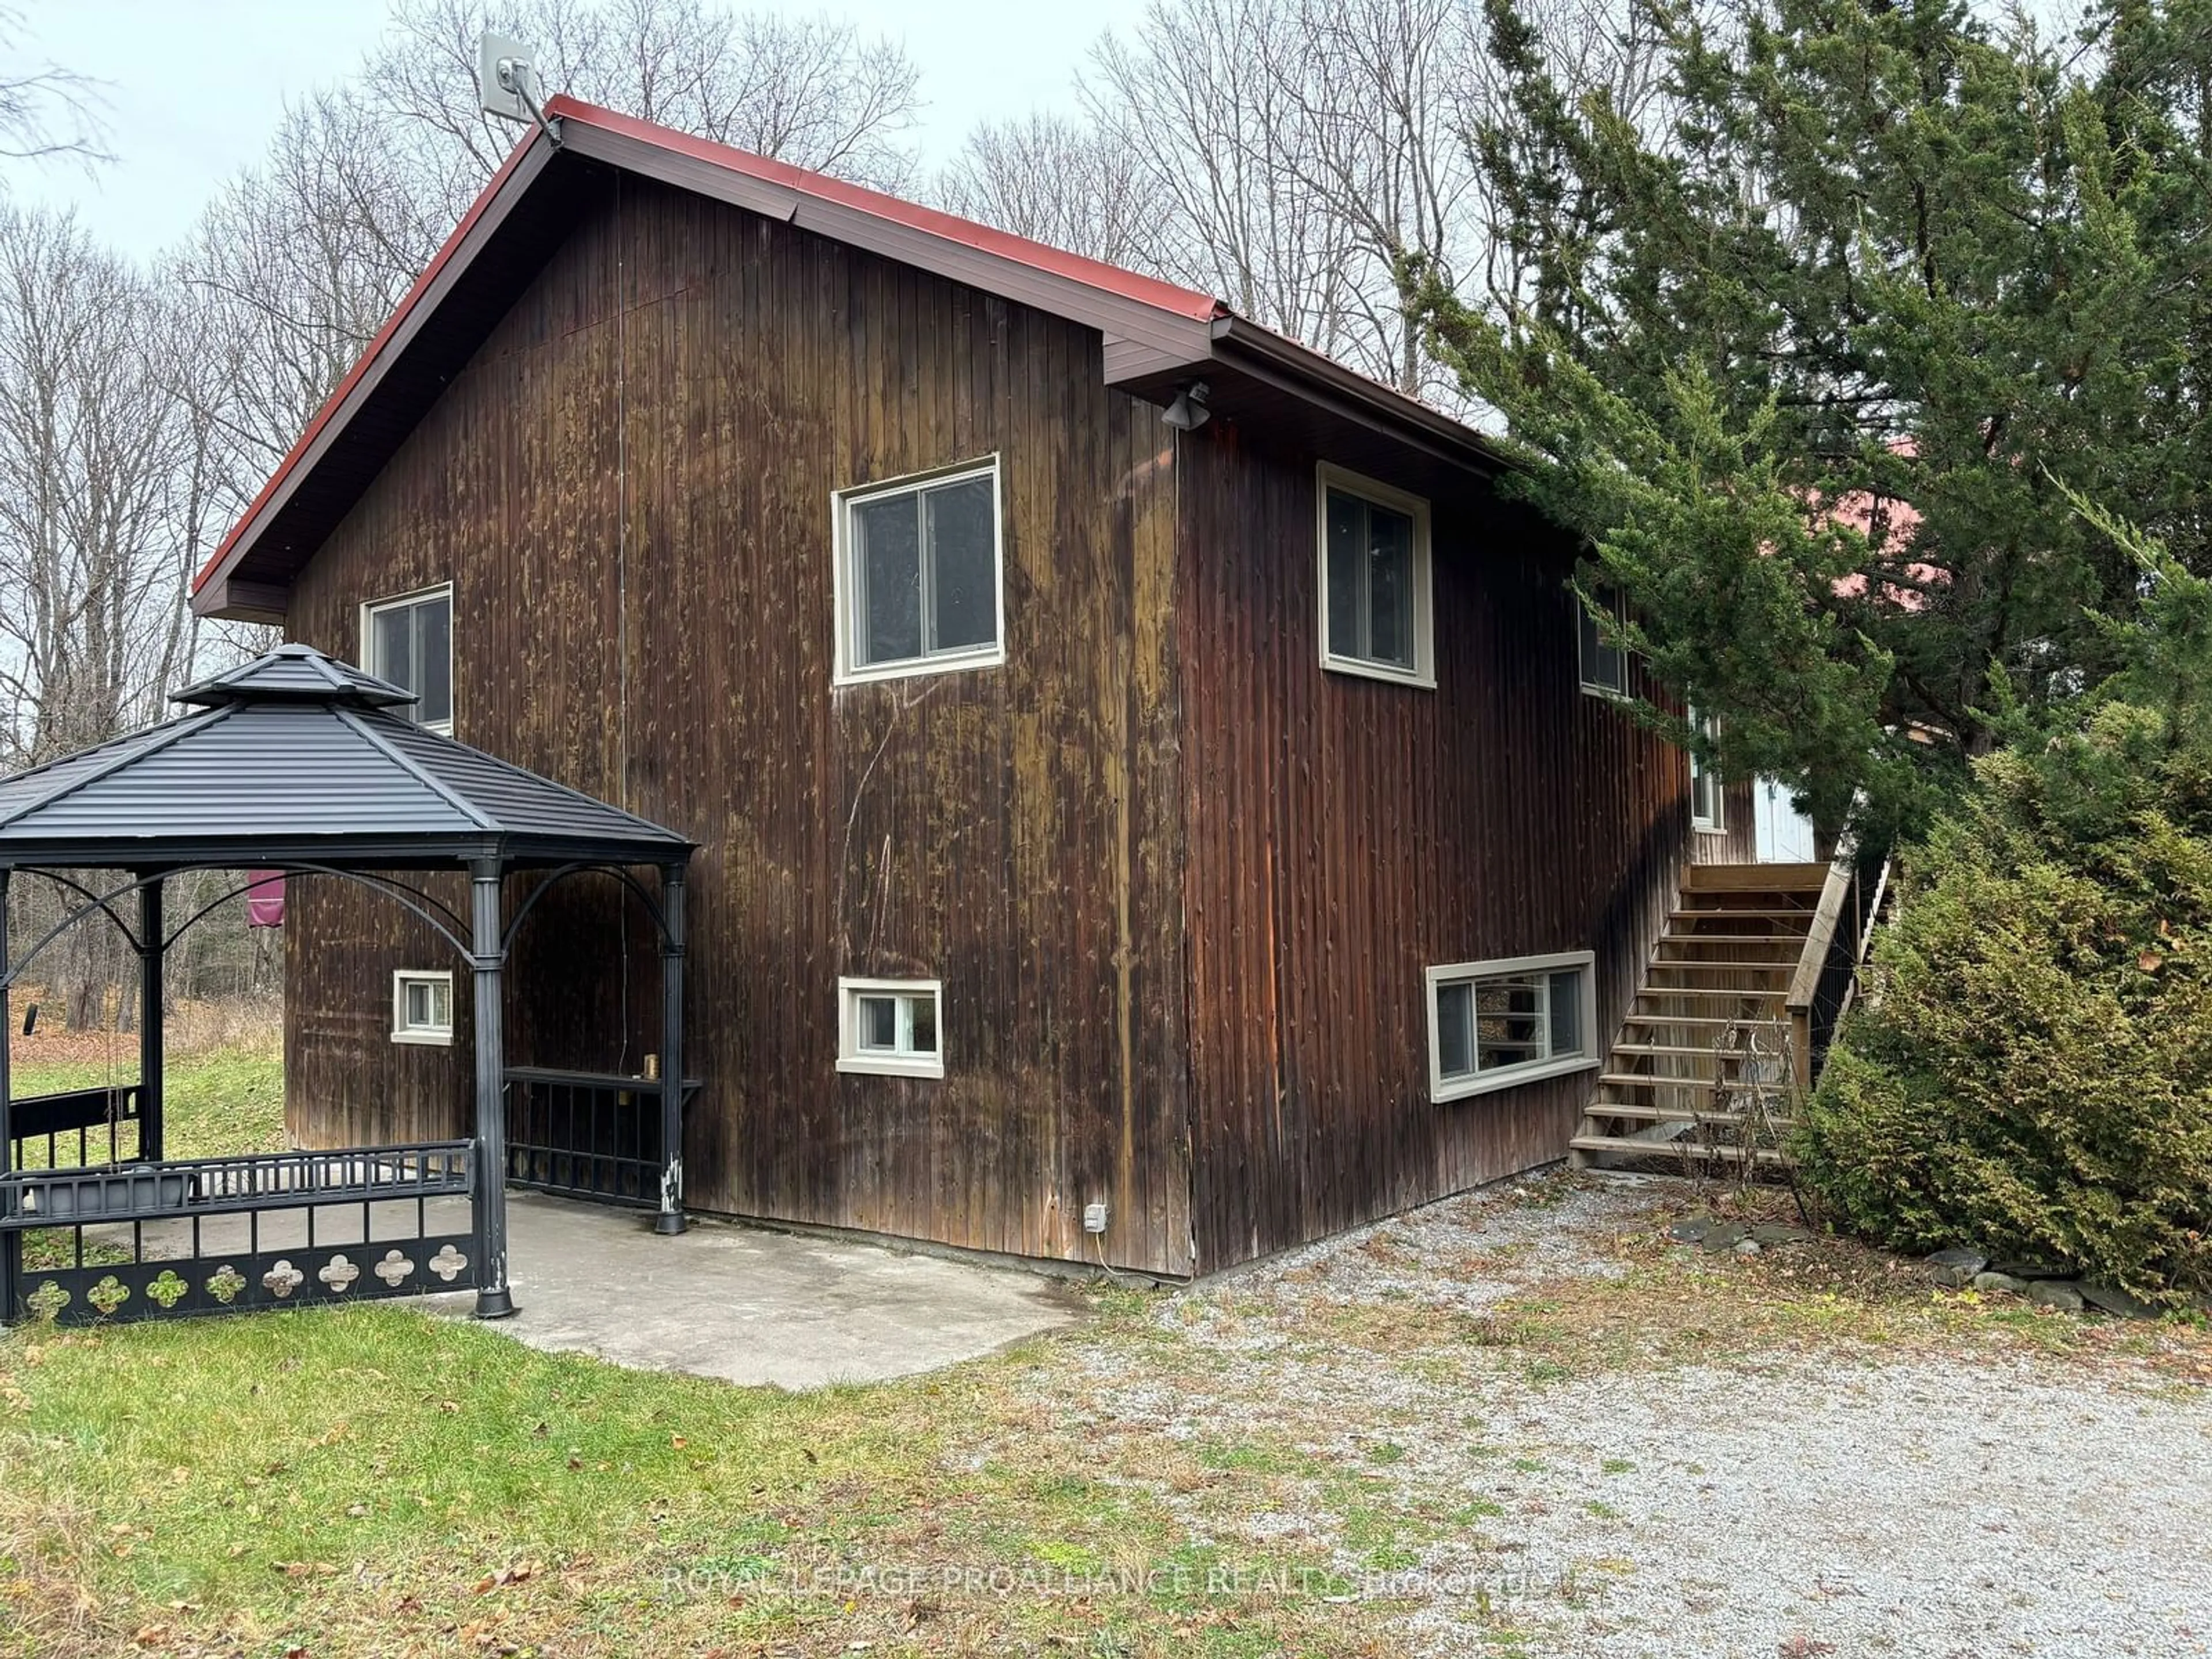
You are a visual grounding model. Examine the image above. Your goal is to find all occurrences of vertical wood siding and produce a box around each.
[1175,427,1700,1270]
[285,177,1194,1273]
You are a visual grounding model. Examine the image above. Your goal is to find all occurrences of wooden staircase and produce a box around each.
[1570,863,1831,1173]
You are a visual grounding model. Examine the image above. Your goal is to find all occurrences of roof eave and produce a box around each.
[1205,316,1517,479]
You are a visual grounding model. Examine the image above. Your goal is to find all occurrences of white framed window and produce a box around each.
[361,584,454,733]
[1578,585,1628,699]
[836,977,944,1078]
[833,459,1005,685]
[1690,709,1725,833]
[391,969,454,1046]
[1317,463,1434,687]
[1426,950,1599,1102]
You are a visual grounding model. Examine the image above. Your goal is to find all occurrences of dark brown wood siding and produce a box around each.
[1175,425,1700,1270]
[284,176,1194,1274]
[1691,778,1761,865]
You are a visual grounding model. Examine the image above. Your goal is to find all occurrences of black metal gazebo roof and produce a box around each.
[0,643,692,870]
[0,643,698,1325]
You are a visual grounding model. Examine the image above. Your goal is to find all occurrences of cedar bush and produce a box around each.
[1798,556,2212,1304]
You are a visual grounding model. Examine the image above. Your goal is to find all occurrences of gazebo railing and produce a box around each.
[0,1139,479,1324]
[7,1084,142,1171]
[504,1067,696,1209]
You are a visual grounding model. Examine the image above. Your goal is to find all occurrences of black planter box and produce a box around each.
[14,1167,188,1219]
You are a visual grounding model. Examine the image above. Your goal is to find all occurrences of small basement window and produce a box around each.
[1578,586,1628,699]
[362,584,454,732]
[1318,463,1434,685]
[1690,709,1725,833]
[1427,950,1599,1101]
[835,460,1004,683]
[391,970,454,1046]
[837,977,944,1078]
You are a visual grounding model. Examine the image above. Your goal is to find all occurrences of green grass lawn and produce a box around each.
[10,1050,2201,1658]
[10,1048,285,1164]
[3,1306,1332,1658]
[0,1049,1364,1658]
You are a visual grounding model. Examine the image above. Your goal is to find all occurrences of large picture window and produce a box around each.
[362,585,454,732]
[1426,950,1599,1102]
[1317,463,1434,687]
[835,459,1004,684]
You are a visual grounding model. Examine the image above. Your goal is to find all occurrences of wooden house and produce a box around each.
[191,99,1782,1279]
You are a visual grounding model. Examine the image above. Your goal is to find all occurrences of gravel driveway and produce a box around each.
[1031,1175,2212,1658]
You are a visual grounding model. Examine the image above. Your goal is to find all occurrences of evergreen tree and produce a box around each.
[1427,0,2212,834]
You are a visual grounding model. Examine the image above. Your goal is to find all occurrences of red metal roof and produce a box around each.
[195,97,1227,599]
[552,97,1225,324]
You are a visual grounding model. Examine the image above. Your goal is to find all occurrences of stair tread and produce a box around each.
[1637,995,1787,1009]
[1646,961,1797,973]
[1622,1013,1789,1028]
[1611,1042,1789,1058]
[1569,1133,1790,1165]
[1597,1072,1793,1093]
[1670,916,1816,927]
[1661,934,1814,944]
[1583,1101,1798,1128]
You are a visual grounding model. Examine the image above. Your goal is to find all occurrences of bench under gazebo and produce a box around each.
[0,645,695,1324]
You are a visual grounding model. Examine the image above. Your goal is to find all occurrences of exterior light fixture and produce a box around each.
[1161,380,1211,431]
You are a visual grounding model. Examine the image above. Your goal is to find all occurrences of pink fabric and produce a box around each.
[246,870,285,929]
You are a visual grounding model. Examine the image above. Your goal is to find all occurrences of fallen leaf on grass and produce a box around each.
[472,1562,541,1594]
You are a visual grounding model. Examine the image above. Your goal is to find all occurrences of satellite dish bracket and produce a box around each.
[479,33,562,147]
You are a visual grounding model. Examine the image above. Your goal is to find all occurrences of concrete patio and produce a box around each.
[75,1187,1085,1389]
[424,1192,1087,1389]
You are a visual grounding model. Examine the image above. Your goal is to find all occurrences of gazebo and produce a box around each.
[0,645,694,1324]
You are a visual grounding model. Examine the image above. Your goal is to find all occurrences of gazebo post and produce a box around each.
[654,861,687,1236]
[469,857,516,1319]
[1,868,14,1315]
[137,874,164,1161]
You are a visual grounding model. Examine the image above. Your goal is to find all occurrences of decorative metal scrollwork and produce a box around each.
[145,1270,190,1309]
[204,1264,247,1304]
[426,1243,468,1282]
[86,1275,130,1316]
[373,1249,415,1288]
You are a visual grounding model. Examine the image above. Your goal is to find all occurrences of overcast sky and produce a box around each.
[6,1,1127,262]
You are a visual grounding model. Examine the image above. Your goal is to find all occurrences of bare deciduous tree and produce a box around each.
[937,112,1163,268]
[365,0,923,215]
[0,3,107,172]
[0,209,222,1027]
[172,89,449,502]
[1086,0,1361,365]
[1080,0,1480,397]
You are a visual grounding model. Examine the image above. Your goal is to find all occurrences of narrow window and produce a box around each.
[1317,463,1434,686]
[1578,586,1628,699]
[1426,951,1599,1101]
[1690,709,1725,833]
[362,585,454,732]
[836,460,1004,683]
[391,969,454,1046]
[838,977,945,1078]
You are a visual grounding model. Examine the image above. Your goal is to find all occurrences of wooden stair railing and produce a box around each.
[1783,833,1892,1093]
